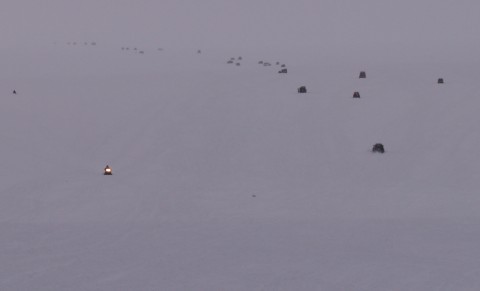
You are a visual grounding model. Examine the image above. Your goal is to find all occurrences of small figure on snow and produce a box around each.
[298,86,307,93]
[372,143,385,153]
[13,90,17,95]
[104,165,112,175]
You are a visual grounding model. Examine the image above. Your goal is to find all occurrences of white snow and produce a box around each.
[2,1,480,290]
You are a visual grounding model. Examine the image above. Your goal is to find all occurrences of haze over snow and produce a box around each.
[2,0,480,290]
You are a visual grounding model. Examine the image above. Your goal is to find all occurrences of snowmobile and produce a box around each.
[104,165,112,175]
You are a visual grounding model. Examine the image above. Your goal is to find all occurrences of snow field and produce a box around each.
[1,44,480,290]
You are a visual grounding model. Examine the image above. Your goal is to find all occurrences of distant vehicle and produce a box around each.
[104,165,112,175]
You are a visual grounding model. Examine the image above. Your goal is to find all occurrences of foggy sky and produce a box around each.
[2,0,480,60]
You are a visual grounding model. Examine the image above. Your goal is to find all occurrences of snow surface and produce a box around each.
[3,1,480,290]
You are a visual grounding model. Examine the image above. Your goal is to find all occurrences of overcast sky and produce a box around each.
[2,0,480,59]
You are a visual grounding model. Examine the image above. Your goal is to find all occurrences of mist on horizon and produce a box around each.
[2,0,480,61]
